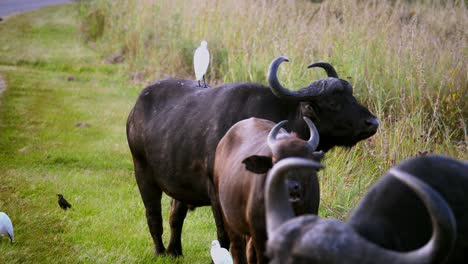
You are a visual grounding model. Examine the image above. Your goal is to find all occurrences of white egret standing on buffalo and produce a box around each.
[0,212,14,243]
[194,40,210,87]
[210,240,233,264]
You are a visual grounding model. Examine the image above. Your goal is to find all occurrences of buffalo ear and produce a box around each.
[242,156,273,174]
[312,151,325,162]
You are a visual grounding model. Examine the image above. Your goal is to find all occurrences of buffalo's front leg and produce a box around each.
[249,232,268,264]
[229,232,248,264]
[248,200,268,264]
[167,199,188,256]
[134,161,166,256]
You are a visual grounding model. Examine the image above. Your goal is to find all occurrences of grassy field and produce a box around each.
[76,0,467,216]
[0,5,216,263]
[0,0,466,263]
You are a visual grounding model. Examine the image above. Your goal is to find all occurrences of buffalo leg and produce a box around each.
[249,233,268,264]
[134,161,166,256]
[208,183,230,250]
[246,238,257,264]
[248,208,268,264]
[167,199,188,256]
[229,232,247,264]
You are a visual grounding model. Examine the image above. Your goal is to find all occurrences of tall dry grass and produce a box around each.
[77,0,466,215]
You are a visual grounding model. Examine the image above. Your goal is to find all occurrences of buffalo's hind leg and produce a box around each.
[167,199,188,256]
[134,161,166,256]
[208,183,230,250]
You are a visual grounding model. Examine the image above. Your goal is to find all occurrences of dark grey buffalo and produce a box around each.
[126,56,379,256]
[348,155,468,264]
[265,157,458,264]
[214,117,323,264]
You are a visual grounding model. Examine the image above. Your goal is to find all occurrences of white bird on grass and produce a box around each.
[210,240,233,264]
[0,212,14,243]
[194,40,210,87]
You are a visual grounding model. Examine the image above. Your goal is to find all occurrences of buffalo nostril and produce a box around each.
[365,117,379,130]
[288,182,300,192]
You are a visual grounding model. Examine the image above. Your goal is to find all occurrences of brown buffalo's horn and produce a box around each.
[303,117,319,151]
[267,120,288,150]
[307,62,339,78]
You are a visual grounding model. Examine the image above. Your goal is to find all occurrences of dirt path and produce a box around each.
[0,0,72,17]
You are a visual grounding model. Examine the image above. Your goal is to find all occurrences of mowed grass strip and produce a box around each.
[0,5,215,263]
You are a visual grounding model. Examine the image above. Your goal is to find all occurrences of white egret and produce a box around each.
[210,240,233,264]
[0,212,14,243]
[194,40,210,87]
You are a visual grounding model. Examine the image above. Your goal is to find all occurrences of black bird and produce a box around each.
[57,194,72,210]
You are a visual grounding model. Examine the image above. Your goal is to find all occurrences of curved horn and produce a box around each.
[302,117,319,151]
[307,62,339,78]
[267,120,288,150]
[265,157,324,236]
[268,56,303,101]
[353,169,456,264]
[383,168,456,264]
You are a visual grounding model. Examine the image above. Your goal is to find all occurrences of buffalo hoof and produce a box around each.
[154,246,166,257]
[166,245,183,257]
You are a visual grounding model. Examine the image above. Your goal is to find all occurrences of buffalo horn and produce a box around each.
[268,57,344,101]
[372,168,457,264]
[266,164,456,264]
[268,56,304,101]
[267,120,288,150]
[340,169,456,263]
[303,117,319,151]
[307,62,339,78]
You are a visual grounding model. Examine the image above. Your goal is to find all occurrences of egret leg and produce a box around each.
[197,80,201,87]
[203,76,207,88]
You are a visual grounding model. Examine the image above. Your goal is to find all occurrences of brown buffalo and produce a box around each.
[214,117,323,264]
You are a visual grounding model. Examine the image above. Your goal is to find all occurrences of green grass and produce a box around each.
[76,0,466,213]
[0,1,466,263]
[0,5,215,263]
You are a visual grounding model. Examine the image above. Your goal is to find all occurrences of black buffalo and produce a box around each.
[126,56,379,256]
[348,155,468,264]
[264,157,457,264]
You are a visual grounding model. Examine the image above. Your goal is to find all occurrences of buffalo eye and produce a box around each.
[302,104,318,119]
[325,100,342,112]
